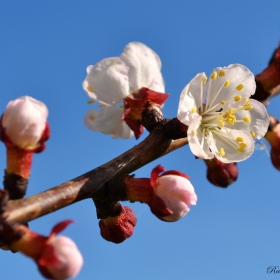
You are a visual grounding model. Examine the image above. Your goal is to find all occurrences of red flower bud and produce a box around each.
[99,206,137,244]
[205,158,238,188]
[265,122,280,170]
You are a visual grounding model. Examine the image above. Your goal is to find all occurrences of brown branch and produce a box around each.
[3,122,188,224]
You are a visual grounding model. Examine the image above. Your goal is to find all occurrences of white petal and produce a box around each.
[210,127,254,163]
[82,57,130,105]
[226,99,269,139]
[111,121,134,139]
[119,42,165,92]
[187,115,214,159]
[177,72,206,125]
[206,64,256,109]
[84,106,132,139]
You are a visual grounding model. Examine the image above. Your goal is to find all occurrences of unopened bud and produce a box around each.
[99,206,137,244]
[205,158,238,188]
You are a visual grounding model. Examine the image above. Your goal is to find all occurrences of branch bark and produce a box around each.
[3,122,188,224]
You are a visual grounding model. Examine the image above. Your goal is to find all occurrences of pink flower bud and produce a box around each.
[3,220,83,280]
[150,165,197,222]
[1,96,49,149]
[38,236,83,280]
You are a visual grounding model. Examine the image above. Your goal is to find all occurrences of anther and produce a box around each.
[219,70,226,77]
[236,137,244,142]
[244,105,254,111]
[250,131,256,137]
[87,86,94,92]
[202,76,207,84]
[220,100,226,105]
[87,100,95,104]
[211,71,217,80]
[243,116,251,123]
[219,148,225,156]
[224,80,230,87]
[237,147,245,152]
[236,84,244,91]
[191,106,197,113]
[219,120,225,127]
[234,95,242,102]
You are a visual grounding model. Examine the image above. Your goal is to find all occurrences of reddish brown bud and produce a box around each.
[99,206,137,244]
[265,122,280,170]
[254,45,280,101]
[205,158,238,188]
[123,87,169,139]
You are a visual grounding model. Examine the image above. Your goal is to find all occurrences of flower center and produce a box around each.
[191,71,256,157]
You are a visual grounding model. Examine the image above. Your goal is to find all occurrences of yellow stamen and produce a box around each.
[192,130,197,136]
[223,108,236,125]
[236,84,244,91]
[211,71,217,80]
[202,76,207,84]
[244,105,254,110]
[224,80,230,87]
[237,147,245,152]
[234,95,242,102]
[87,86,94,92]
[239,142,247,148]
[220,100,226,105]
[219,70,226,77]
[87,99,95,104]
[243,116,251,123]
[89,114,95,121]
[220,148,225,157]
[191,106,197,113]
[250,131,256,137]
[120,105,124,109]
[99,104,106,108]
[219,120,225,127]
[236,137,244,142]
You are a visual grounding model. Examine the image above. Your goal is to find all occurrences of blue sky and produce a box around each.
[1,1,280,279]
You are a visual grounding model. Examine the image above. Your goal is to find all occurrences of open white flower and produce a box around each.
[83,42,165,138]
[177,64,269,163]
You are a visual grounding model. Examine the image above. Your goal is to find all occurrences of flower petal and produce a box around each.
[206,64,256,109]
[177,73,206,126]
[83,57,130,105]
[226,99,269,139]
[119,42,165,93]
[210,127,254,163]
[84,107,133,139]
[187,115,214,159]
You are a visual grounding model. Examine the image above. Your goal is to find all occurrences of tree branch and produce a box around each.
[3,121,188,224]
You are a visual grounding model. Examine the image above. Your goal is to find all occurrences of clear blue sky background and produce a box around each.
[1,1,280,279]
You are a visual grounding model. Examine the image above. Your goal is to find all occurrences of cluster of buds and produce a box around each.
[0,96,50,199]
[94,165,197,243]
[0,220,83,280]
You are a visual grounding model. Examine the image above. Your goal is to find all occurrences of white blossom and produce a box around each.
[83,42,164,138]
[177,64,269,163]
